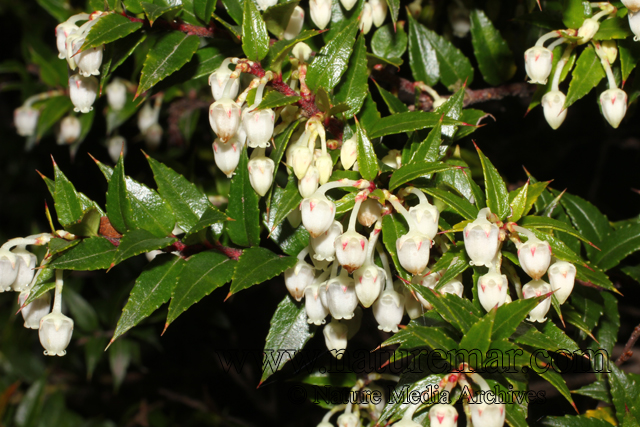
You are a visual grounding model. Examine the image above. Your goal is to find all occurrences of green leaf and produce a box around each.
[469,9,516,85]
[593,223,640,270]
[49,237,117,271]
[256,90,301,110]
[81,13,142,51]
[410,284,482,333]
[334,33,369,117]
[541,415,612,427]
[382,324,458,353]
[221,0,243,25]
[306,19,359,92]
[262,30,319,70]
[355,120,379,181]
[260,294,316,384]
[508,182,528,223]
[389,162,454,191]
[562,0,588,28]
[65,208,101,238]
[226,146,261,247]
[492,296,551,340]
[368,111,462,139]
[594,17,633,40]
[386,0,399,25]
[194,0,215,22]
[407,12,439,86]
[458,309,495,359]
[106,152,129,233]
[36,96,73,141]
[136,32,200,96]
[619,38,640,83]
[184,207,229,239]
[375,81,410,114]
[410,120,442,163]
[379,374,446,423]
[23,267,55,306]
[512,322,580,354]
[381,214,411,281]
[524,181,550,217]
[265,174,302,235]
[48,237,80,256]
[263,1,299,39]
[371,23,407,61]
[141,2,183,25]
[434,86,466,141]
[269,120,300,176]
[229,247,296,295]
[519,215,594,245]
[112,229,177,267]
[421,188,478,220]
[36,0,72,21]
[608,363,640,424]
[146,155,219,233]
[242,0,269,61]
[267,213,310,256]
[476,143,510,220]
[108,32,147,78]
[166,251,236,327]
[565,45,606,109]
[572,381,611,403]
[14,378,45,427]
[358,92,382,130]
[52,161,85,228]
[111,255,184,344]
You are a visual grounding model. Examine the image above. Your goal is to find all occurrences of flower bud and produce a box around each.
[601,40,618,64]
[518,238,551,280]
[55,21,77,59]
[403,285,423,319]
[412,272,439,309]
[448,2,470,37]
[19,291,51,329]
[0,252,18,292]
[524,46,553,85]
[629,10,640,40]
[477,272,508,312]
[285,260,315,301]
[542,90,567,129]
[209,60,240,102]
[522,279,552,322]
[299,165,320,198]
[577,18,600,45]
[323,319,348,359]
[469,398,505,427]
[305,283,329,325]
[370,0,387,27]
[310,0,332,29]
[57,116,81,145]
[10,248,37,292]
[409,200,439,239]
[106,79,127,111]
[358,199,382,227]
[311,221,343,262]
[243,108,275,148]
[429,404,459,427]
[14,106,40,137]
[39,312,74,356]
[209,98,242,143]
[360,2,373,34]
[287,208,302,228]
[284,6,305,40]
[248,151,275,197]
[439,275,464,298]
[301,194,336,238]
[373,290,405,332]
[397,231,431,275]
[463,213,500,267]
[600,88,628,129]
[143,123,163,150]
[354,264,384,307]
[548,261,576,304]
[335,230,369,274]
[340,0,358,11]
[315,152,334,185]
[340,135,358,170]
[337,412,360,427]
[292,42,313,62]
[255,0,277,10]
[624,0,640,12]
[75,44,104,77]
[290,145,313,179]
[107,135,126,163]
[326,273,358,320]
[138,102,158,133]
[69,74,98,114]
[381,149,401,169]
[213,137,243,178]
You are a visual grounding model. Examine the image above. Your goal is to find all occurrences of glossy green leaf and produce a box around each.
[53,161,85,228]
[355,120,379,181]
[242,0,269,61]
[557,191,611,260]
[306,19,358,92]
[607,363,640,423]
[111,254,184,344]
[226,146,261,247]
[541,416,612,427]
[260,294,316,384]
[221,0,243,24]
[184,207,229,239]
[65,208,101,238]
[519,215,593,245]
[590,292,620,357]
[106,152,129,233]
[48,237,80,256]
[619,38,640,83]
[421,188,478,220]
[379,374,446,423]
[49,237,117,270]
[81,13,142,51]
[136,32,200,96]
[368,111,462,139]
[36,96,73,141]
[382,324,458,353]
[141,2,183,25]
[476,144,509,220]
[593,223,640,270]
[381,214,411,281]
[112,229,177,267]
[262,1,299,39]
[371,23,407,61]
[23,267,55,306]
[524,181,549,216]
[492,296,551,340]
[407,12,439,86]
[470,9,516,85]
[434,86,465,141]
[434,251,469,290]
[508,182,528,223]
[229,247,296,295]
[565,45,606,109]
[375,81,409,114]
[265,174,302,235]
[389,162,454,191]
[194,0,215,22]
[594,17,633,40]
[108,32,147,78]
[334,34,368,117]
[385,0,399,25]
[562,0,588,28]
[266,213,310,256]
[256,90,301,110]
[358,92,382,130]
[458,309,495,362]
[166,251,236,327]
[269,120,299,177]
[572,381,611,403]
[409,119,442,163]
[410,284,482,333]
[262,30,319,70]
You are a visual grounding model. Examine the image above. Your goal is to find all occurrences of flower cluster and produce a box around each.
[309,0,387,33]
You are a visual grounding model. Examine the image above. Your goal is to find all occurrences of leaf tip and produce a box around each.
[161,322,170,336]
[224,292,233,302]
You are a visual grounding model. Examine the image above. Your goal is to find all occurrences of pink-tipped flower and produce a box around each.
[310,0,332,29]
[209,59,240,101]
[463,209,500,267]
[326,271,358,320]
[542,90,568,129]
[522,279,552,322]
[299,165,320,198]
[477,272,508,312]
[372,289,405,332]
[213,136,243,178]
[19,291,51,329]
[517,237,552,280]
[408,191,440,239]
[469,396,505,427]
[55,21,78,59]
[397,230,431,275]
[39,312,74,356]
[358,199,382,227]
[370,0,387,27]
[305,282,329,325]
[247,148,275,197]
[301,195,336,238]
[360,2,373,34]
[323,318,348,359]
[243,107,275,148]
[285,259,315,301]
[429,404,459,427]
[548,261,576,304]
[209,99,242,143]
[311,221,343,262]
[354,264,384,308]
[340,135,358,170]
[600,88,628,129]
[14,106,40,137]
[335,230,369,274]
[69,74,98,114]
[524,46,553,84]
[284,6,305,40]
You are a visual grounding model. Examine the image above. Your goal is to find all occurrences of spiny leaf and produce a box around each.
[229,247,297,295]
[49,237,117,271]
[469,9,516,86]
[111,229,177,267]
[355,119,379,182]
[80,13,143,51]
[242,0,269,61]
[475,143,510,220]
[226,146,261,247]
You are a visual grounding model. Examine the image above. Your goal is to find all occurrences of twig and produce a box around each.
[616,323,640,366]
[121,12,219,38]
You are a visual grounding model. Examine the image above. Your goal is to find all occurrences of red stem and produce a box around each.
[121,12,218,38]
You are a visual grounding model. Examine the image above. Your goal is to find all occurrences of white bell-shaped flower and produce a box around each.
[548,261,576,304]
[463,210,500,267]
[469,398,505,427]
[305,283,329,325]
[326,271,358,320]
[292,42,313,62]
[373,290,405,332]
[477,271,508,312]
[14,106,40,137]
[577,18,600,44]
[247,148,275,197]
[55,21,78,59]
[75,43,103,77]
[323,318,348,359]
[10,247,37,292]
[209,99,242,143]
[143,123,163,150]
[448,2,470,37]
[370,0,387,27]
[396,230,431,275]
[600,88,628,129]
[337,412,360,427]
[310,0,332,29]
[284,6,305,40]
[107,136,126,163]
[0,251,18,292]
[299,165,320,198]
[429,404,459,427]
[340,135,358,170]
[57,116,81,145]
[243,106,275,148]
[439,274,464,298]
[360,2,374,34]
[629,10,640,40]
[335,230,369,274]
[542,90,567,129]
[601,40,618,64]
[524,46,553,85]
[290,144,314,180]
[354,264,384,307]
[315,152,333,185]
[382,149,401,169]
[39,312,74,356]
[301,194,336,238]
[69,74,98,114]
[106,79,127,111]
[340,0,358,11]
[522,279,552,322]
[213,136,243,178]
[311,221,343,262]
[409,198,439,240]
[518,237,552,280]
[255,0,277,10]
[624,0,640,12]
[19,291,51,329]
[284,259,315,301]
[138,101,158,133]
[403,285,423,319]
[412,272,439,309]
[209,58,240,101]
[358,199,382,227]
